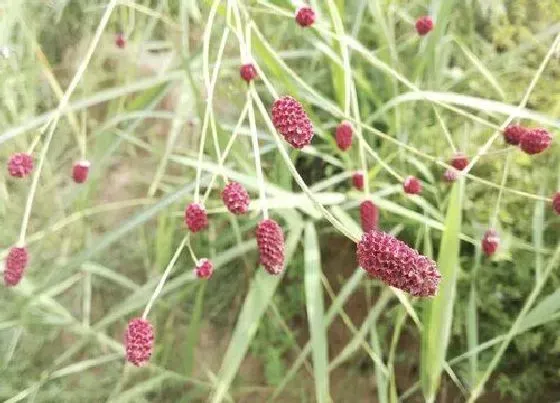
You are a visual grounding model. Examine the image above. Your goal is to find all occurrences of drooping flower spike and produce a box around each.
[357,230,441,297]
[256,219,285,275]
[271,96,314,148]
[125,318,154,367]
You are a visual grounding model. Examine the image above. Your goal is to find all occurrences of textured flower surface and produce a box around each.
[403,176,422,195]
[72,160,90,183]
[4,247,28,287]
[116,33,126,49]
[553,192,560,215]
[360,201,379,232]
[352,172,364,191]
[239,63,258,82]
[503,125,527,145]
[443,168,458,183]
[415,16,433,35]
[256,219,285,275]
[271,96,314,148]
[295,7,315,27]
[481,229,500,257]
[335,121,353,151]
[519,128,552,155]
[194,258,213,279]
[451,153,469,171]
[8,153,33,178]
[185,203,209,232]
[357,230,441,297]
[125,318,154,367]
[221,182,250,215]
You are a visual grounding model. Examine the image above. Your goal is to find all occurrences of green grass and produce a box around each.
[1,0,560,402]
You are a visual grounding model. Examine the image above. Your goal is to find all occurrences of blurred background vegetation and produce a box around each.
[1,0,559,402]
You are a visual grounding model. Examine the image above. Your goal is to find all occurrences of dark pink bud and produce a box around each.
[4,246,28,287]
[271,96,314,148]
[443,168,458,183]
[335,121,353,151]
[503,125,527,146]
[125,318,154,367]
[185,203,209,232]
[551,192,559,215]
[240,63,258,82]
[360,201,379,232]
[221,182,250,215]
[415,16,433,35]
[72,160,90,183]
[256,219,285,275]
[403,175,422,195]
[194,258,213,279]
[357,230,441,297]
[352,172,364,191]
[295,7,315,27]
[7,153,33,178]
[481,229,500,257]
[450,153,469,171]
[116,33,126,49]
[519,128,552,155]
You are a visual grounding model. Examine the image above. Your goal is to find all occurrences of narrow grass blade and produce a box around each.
[421,180,463,402]
[183,282,206,376]
[210,222,304,403]
[303,222,331,403]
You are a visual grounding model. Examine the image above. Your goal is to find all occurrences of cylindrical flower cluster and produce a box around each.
[240,63,258,82]
[295,7,315,27]
[8,153,33,178]
[4,246,28,287]
[335,121,353,151]
[481,229,500,257]
[125,318,155,367]
[271,96,314,148]
[519,128,552,155]
[360,201,379,232]
[403,176,422,195]
[357,230,441,297]
[450,153,469,171]
[415,16,433,35]
[352,172,364,191]
[503,125,527,145]
[256,219,285,275]
[72,160,90,183]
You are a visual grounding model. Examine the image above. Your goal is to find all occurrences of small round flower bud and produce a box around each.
[7,153,33,178]
[451,152,469,171]
[72,160,90,183]
[403,176,422,195]
[295,7,315,27]
[481,229,500,257]
[240,63,258,82]
[352,172,364,191]
[503,125,527,146]
[415,16,434,35]
[194,258,213,279]
[185,203,209,233]
[125,318,154,367]
[335,121,353,151]
[443,168,458,183]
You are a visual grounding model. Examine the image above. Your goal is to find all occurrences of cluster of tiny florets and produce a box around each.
[295,7,315,27]
[8,153,33,178]
[222,182,250,215]
[256,219,285,275]
[4,247,28,287]
[503,125,527,145]
[360,201,379,232]
[271,96,314,148]
[194,258,214,279]
[185,203,209,232]
[357,230,441,297]
[443,168,458,183]
[519,128,552,155]
[451,153,469,171]
[125,318,155,367]
[335,121,353,151]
